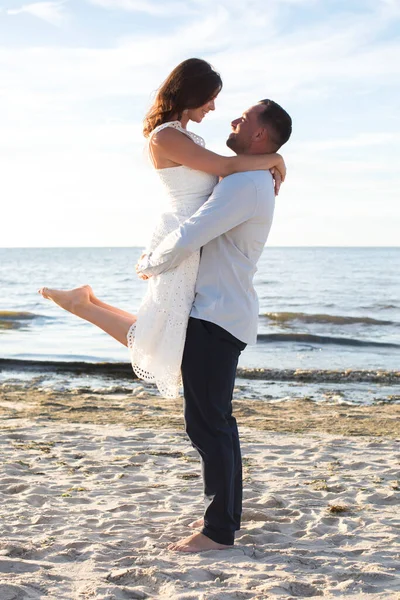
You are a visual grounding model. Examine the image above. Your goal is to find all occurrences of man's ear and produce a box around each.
[253,127,268,143]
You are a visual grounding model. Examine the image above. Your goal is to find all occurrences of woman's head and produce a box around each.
[143,58,222,137]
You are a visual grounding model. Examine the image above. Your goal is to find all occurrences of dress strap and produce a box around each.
[149,121,185,138]
[148,121,205,146]
[147,121,205,167]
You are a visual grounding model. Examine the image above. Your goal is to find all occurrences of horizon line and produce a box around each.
[0,245,399,250]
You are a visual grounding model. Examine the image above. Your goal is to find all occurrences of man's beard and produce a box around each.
[226,134,239,154]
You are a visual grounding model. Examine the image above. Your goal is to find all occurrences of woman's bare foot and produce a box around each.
[188,518,204,529]
[168,532,231,553]
[38,285,91,314]
[38,284,134,346]
[83,284,96,302]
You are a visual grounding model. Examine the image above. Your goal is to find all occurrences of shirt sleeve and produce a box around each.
[138,172,259,277]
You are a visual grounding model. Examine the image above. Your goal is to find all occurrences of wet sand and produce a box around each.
[0,382,399,437]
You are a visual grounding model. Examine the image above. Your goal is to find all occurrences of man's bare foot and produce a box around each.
[168,532,231,553]
[188,518,204,529]
[38,285,91,314]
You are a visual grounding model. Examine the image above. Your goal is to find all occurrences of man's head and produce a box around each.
[227,99,292,155]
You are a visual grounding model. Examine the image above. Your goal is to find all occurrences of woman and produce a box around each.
[39,58,286,397]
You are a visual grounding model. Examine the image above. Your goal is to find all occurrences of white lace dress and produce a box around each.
[127,121,218,398]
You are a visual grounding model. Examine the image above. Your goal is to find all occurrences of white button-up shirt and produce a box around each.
[139,170,275,344]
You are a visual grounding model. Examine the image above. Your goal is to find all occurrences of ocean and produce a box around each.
[1,247,399,404]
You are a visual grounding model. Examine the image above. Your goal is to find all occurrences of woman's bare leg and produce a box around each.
[38,286,136,346]
[84,285,137,320]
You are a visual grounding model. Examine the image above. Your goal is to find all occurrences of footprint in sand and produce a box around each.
[0,583,27,600]
[0,543,32,558]
[3,483,30,494]
[255,493,287,508]
[172,568,229,583]
[358,491,399,505]
[241,508,271,521]
[0,559,43,574]
[106,566,165,588]
[353,570,398,584]
[24,494,48,507]
[287,580,323,597]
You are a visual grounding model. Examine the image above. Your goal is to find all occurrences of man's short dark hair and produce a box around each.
[258,99,292,150]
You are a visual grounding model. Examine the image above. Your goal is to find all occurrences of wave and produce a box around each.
[261,312,395,326]
[0,358,134,377]
[0,311,39,321]
[0,311,52,331]
[236,368,400,384]
[0,311,41,331]
[361,304,398,311]
[256,333,400,349]
[1,359,399,385]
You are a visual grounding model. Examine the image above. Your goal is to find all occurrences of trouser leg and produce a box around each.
[181,318,246,546]
[228,412,243,531]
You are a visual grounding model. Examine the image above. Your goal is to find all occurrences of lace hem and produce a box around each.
[126,321,182,399]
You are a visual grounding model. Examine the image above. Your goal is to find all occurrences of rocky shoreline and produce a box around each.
[1,358,399,385]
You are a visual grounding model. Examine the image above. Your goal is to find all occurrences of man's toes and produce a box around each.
[169,541,194,553]
[169,542,185,551]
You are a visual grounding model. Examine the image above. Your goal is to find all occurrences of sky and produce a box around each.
[1,0,399,247]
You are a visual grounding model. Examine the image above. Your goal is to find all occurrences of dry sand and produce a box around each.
[0,383,399,599]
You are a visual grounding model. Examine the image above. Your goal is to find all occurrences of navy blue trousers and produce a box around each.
[181,317,246,545]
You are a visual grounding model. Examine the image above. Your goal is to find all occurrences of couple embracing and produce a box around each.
[39,58,292,553]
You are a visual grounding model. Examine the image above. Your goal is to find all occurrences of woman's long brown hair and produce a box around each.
[143,58,222,138]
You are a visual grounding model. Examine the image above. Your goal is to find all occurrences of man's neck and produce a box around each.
[243,144,276,155]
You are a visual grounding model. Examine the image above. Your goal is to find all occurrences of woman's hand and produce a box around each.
[136,267,149,280]
[136,254,150,280]
[270,167,283,196]
[273,154,286,182]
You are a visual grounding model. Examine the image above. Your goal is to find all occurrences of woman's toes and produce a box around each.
[36,287,90,312]
[38,287,50,299]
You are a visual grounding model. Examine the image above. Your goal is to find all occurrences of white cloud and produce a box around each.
[7,1,68,26]
[379,0,400,14]
[87,0,319,16]
[86,0,194,16]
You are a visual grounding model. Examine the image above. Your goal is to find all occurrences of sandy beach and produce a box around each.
[0,381,399,599]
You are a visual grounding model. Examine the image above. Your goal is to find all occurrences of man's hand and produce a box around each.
[270,167,283,196]
[136,253,150,280]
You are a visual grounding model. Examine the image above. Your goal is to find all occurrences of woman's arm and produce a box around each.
[151,128,286,180]
[137,172,273,278]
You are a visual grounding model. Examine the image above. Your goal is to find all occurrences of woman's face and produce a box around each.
[188,94,218,123]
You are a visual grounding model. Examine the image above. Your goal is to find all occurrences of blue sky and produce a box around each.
[1,0,399,247]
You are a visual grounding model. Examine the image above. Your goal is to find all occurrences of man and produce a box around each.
[138,99,292,553]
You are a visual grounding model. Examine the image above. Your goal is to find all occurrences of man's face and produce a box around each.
[226,104,264,154]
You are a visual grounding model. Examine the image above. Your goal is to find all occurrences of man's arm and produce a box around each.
[138,173,259,277]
